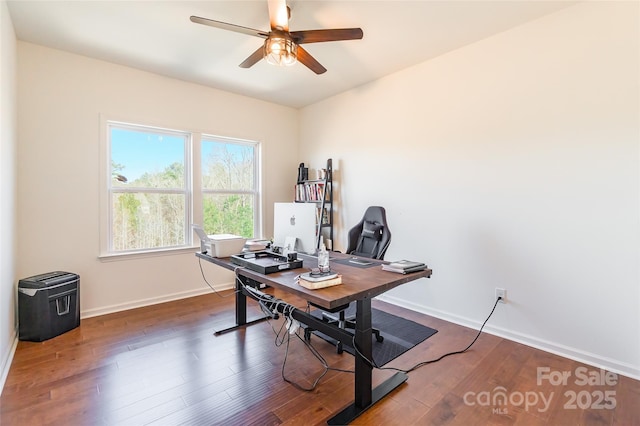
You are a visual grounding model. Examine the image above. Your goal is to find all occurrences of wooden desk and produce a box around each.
[196,251,432,425]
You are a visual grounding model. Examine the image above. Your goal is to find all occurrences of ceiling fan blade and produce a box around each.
[239,46,265,68]
[267,0,289,31]
[190,16,268,39]
[297,46,327,74]
[291,28,364,44]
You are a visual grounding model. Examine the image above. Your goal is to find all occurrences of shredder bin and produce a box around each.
[18,271,80,342]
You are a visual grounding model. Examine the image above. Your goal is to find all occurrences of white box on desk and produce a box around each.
[206,234,247,257]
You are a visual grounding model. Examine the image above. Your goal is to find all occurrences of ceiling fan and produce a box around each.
[190,0,363,74]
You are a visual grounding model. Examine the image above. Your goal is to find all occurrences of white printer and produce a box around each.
[193,225,246,257]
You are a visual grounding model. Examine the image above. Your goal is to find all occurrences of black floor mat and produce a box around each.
[309,304,438,366]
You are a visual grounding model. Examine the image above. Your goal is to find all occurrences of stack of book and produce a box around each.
[297,271,343,290]
[295,181,326,202]
[381,260,428,274]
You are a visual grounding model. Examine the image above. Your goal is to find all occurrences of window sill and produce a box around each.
[98,246,200,262]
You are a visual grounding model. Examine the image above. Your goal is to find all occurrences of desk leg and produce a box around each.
[214,276,269,335]
[355,298,373,407]
[328,298,408,425]
[235,276,247,325]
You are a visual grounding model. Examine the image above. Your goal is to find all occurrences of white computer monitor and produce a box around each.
[273,202,318,255]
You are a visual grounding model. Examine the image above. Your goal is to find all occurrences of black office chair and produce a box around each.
[305,206,391,353]
[346,206,392,260]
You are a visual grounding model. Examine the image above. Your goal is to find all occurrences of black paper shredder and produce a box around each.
[18,271,80,342]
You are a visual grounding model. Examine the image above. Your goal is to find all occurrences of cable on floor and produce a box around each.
[351,296,503,374]
[238,276,354,391]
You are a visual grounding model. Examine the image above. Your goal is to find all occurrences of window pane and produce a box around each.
[202,140,255,191]
[112,193,186,251]
[111,126,186,189]
[104,120,261,255]
[203,193,254,238]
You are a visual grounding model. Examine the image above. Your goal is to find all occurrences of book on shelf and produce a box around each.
[381,260,427,274]
[316,206,330,225]
[314,182,325,201]
[294,181,327,202]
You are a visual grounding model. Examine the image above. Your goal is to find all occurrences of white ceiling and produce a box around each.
[7,1,575,108]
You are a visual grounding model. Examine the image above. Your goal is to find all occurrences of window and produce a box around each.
[201,136,258,238]
[104,120,260,256]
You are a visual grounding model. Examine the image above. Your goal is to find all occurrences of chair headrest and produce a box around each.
[362,221,383,241]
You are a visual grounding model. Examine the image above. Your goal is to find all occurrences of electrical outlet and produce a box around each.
[495,288,506,303]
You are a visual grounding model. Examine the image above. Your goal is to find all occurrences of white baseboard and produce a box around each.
[81,283,235,319]
[377,294,640,381]
[0,328,18,396]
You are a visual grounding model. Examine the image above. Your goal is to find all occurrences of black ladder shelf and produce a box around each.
[294,158,333,251]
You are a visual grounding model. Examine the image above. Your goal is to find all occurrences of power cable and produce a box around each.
[197,256,241,298]
[236,274,354,391]
[351,296,503,373]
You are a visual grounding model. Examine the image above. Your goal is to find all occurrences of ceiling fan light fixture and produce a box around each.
[264,37,297,67]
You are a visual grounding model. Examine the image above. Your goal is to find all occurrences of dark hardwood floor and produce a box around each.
[1,289,638,425]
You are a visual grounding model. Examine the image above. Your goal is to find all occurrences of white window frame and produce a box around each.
[99,117,262,259]
[199,134,261,239]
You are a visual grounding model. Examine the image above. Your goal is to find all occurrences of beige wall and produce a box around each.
[0,0,18,391]
[16,42,299,317]
[300,2,640,378]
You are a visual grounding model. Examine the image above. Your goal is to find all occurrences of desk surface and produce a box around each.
[198,251,432,310]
